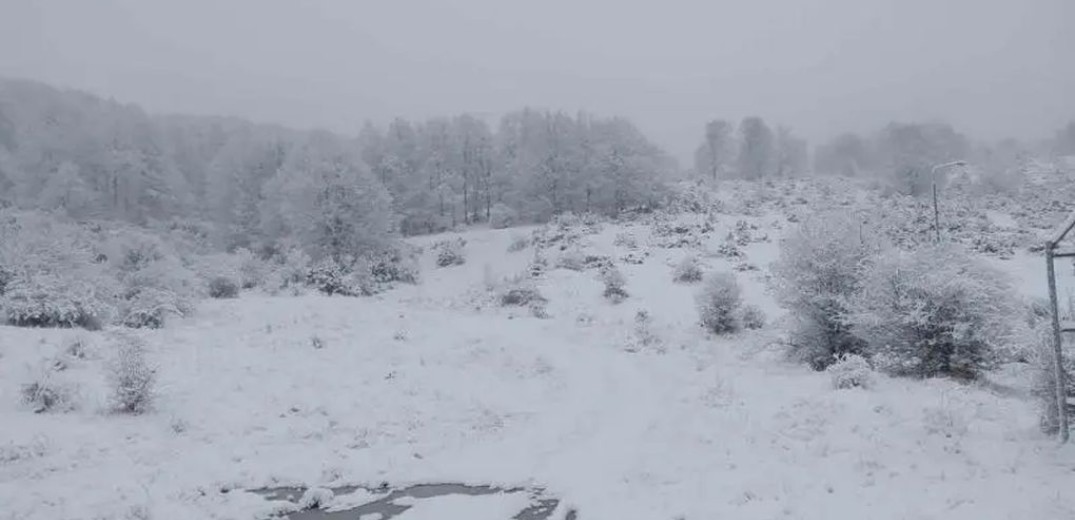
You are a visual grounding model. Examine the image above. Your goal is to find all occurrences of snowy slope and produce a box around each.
[2,216,1075,520]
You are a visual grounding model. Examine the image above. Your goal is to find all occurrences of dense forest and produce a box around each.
[1,76,1073,263]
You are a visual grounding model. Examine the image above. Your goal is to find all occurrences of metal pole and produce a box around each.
[932,180,941,243]
[1046,243,1069,442]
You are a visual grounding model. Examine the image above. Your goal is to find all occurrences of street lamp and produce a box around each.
[930,160,966,243]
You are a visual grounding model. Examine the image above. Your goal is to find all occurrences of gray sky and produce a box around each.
[2,0,1073,162]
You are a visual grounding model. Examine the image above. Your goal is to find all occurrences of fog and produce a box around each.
[2,0,1072,161]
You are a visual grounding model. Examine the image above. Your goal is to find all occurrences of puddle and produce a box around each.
[252,482,577,519]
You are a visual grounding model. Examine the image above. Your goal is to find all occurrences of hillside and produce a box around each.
[3,199,1075,519]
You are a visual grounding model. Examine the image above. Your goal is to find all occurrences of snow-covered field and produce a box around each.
[3,215,1075,519]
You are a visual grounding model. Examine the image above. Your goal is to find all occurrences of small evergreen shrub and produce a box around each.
[433,238,467,267]
[208,276,239,299]
[601,266,628,304]
[827,354,874,389]
[696,273,743,334]
[107,336,156,415]
[672,255,703,283]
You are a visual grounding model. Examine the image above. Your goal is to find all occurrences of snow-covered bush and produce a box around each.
[21,365,79,413]
[268,247,311,293]
[107,336,156,415]
[1031,326,1074,434]
[369,243,421,285]
[601,266,628,304]
[498,276,547,307]
[672,255,703,283]
[208,276,239,299]
[433,238,467,267]
[695,273,743,334]
[105,230,198,329]
[614,231,638,249]
[507,233,530,252]
[771,212,875,370]
[631,310,661,350]
[850,244,1018,379]
[827,353,874,389]
[121,288,183,329]
[715,236,744,258]
[555,248,586,271]
[306,258,372,297]
[2,274,112,330]
[489,203,518,229]
[528,250,549,278]
[234,247,271,289]
[738,304,765,330]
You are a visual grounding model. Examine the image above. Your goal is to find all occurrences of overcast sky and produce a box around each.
[2,0,1072,161]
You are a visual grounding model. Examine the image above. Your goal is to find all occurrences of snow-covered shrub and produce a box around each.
[21,366,78,413]
[234,248,271,289]
[269,247,311,293]
[715,235,744,258]
[489,203,518,229]
[498,276,547,307]
[1030,326,1074,434]
[105,230,197,329]
[771,211,875,370]
[732,220,754,246]
[827,354,874,389]
[672,255,703,283]
[614,232,638,249]
[507,233,530,252]
[107,336,156,415]
[601,266,628,304]
[631,310,662,351]
[121,287,187,329]
[208,276,239,299]
[528,250,548,278]
[433,238,467,267]
[2,274,111,330]
[556,248,586,271]
[369,243,420,285]
[306,258,372,297]
[696,273,743,334]
[850,244,1018,379]
[738,304,765,330]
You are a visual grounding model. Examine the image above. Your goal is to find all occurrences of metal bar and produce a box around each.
[1051,213,1075,245]
[932,182,941,243]
[1063,321,1075,332]
[1046,245,1070,442]
[1052,249,1075,258]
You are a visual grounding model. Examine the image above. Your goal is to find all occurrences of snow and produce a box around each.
[2,216,1075,519]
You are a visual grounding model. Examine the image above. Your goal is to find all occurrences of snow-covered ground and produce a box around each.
[3,215,1075,519]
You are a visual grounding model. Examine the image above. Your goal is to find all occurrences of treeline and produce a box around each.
[692,116,1075,196]
[0,78,673,260]
[813,120,1075,196]
[691,117,810,181]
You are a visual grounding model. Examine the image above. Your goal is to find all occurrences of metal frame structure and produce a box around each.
[1045,212,1075,442]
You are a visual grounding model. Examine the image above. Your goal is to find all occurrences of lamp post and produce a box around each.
[930,160,966,243]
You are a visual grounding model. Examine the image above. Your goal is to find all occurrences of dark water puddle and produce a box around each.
[252,482,577,519]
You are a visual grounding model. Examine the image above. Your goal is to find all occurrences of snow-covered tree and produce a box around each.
[693,119,734,181]
[260,131,395,263]
[737,117,775,179]
[771,211,876,369]
[774,126,809,177]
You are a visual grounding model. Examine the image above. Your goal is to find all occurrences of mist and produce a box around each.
[2,0,1072,161]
